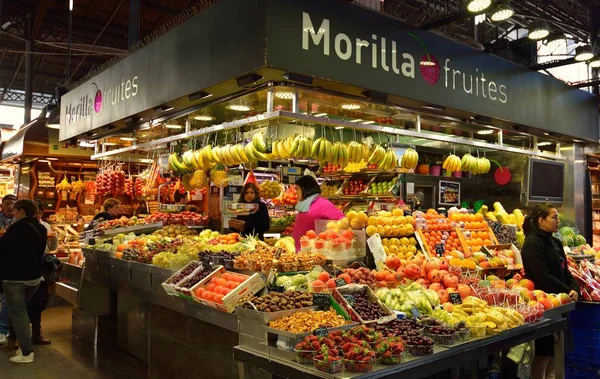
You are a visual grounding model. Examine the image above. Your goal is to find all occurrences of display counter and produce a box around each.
[62,248,574,379]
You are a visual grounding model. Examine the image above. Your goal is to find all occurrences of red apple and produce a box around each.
[326,279,337,289]
[532,290,547,299]
[558,293,572,305]
[442,274,459,288]
[519,279,535,291]
[520,289,536,302]
[538,298,554,310]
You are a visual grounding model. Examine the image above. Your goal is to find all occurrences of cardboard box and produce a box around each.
[161,261,206,297]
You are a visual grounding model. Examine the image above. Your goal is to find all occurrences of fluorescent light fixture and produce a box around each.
[477,130,495,135]
[575,45,594,61]
[154,105,174,113]
[340,103,362,110]
[120,137,135,141]
[421,104,445,111]
[140,159,154,163]
[466,0,491,13]
[46,157,59,161]
[362,121,375,125]
[226,105,253,111]
[69,0,73,11]
[47,123,60,129]
[420,60,436,66]
[193,115,215,121]
[573,139,584,143]
[528,20,550,40]
[350,119,363,123]
[490,0,514,22]
[38,160,50,163]
[589,57,600,68]
[537,142,552,146]
[544,133,550,136]
[188,91,213,102]
[334,126,344,130]
[236,73,263,87]
[545,33,566,51]
[275,91,295,99]
[79,141,95,148]
[102,142,117,146]
[313,113,328,117]
[282,72,313,85]
[165,123,183,129]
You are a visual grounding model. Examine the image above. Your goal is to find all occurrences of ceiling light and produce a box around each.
[490,0,514,22]
[528,20,550,40]
[420,60,435,66]
[589,57,600,68]
[313,113,327,117]
[193,115,215,121]
[120,137,135,141]
[334,126,344,130]
[537,142,552,146]
[282,72,314,85]
[362,90,388,102]
[275,91,295,99]
[477,130,495,135]
[47,123,60,129]
[154,105,174,113]
[350,119,363,123]
[38,160,50,163]
[165,124,183,129]
[340,103,362,110]
[362,121,375,125]
[102,142,117,146]
[471,115,493,123]
[79,141,95,148]
[46,157,59,161]
[236,73,263,87]
[545,33,566,51]
[573,139,584,143]
[226,105,253,111]
[466,0,492,13]
[544,133,550,136]
[421,104,445,111]
[188,91,213,102]
[575,45,594,61]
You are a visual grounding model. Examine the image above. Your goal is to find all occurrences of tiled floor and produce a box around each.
[0,306,147,379]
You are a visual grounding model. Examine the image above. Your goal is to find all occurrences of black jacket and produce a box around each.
[234,202,270,240]
[0,217,47,281]
[521,229,579,294]
[86,212,115,231]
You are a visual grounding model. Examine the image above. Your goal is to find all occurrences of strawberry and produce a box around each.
[356,355,364,361]
[311,341,321,350]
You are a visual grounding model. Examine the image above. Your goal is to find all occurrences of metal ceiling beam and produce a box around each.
[529,57,578,71]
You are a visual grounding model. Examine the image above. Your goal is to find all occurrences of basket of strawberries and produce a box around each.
[294,335,335,364]
[340,342,377,373]
[374,337,405,365]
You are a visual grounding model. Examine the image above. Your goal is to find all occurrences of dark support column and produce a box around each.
[128,0,140,48]
[24,13,33,124]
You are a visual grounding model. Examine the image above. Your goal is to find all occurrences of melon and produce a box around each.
[559,226,575,238]
[563,236,575,247]
[574,234,587,247]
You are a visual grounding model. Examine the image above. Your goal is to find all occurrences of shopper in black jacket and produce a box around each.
[228,182,270,240]
[521,203,579,379]
[0,200,47,364]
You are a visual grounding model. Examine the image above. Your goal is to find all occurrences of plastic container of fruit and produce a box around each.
[378,352,404,365]
[470,325,486,337]
[313,357,342,373]
[343,357,376,373]
[454,329,471,341]
[429,333,455,345]
[294,349,317,364]
[406,344,434,356]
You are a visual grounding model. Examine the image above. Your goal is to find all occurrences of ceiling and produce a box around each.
[0,0,597,108]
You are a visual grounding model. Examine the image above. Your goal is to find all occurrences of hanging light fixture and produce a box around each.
[575,45,594,61]
[545,33,567,51]
[528,20,550,40]
[588,57,600,68]
[466,0,492,13]
[490,0,514,22]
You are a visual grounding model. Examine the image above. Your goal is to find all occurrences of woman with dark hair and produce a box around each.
[521,203,579,379]
[228,182,270,240]
[292,175,344,251]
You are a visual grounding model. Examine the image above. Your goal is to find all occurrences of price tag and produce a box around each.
[313,327,328,337]
[265,137,273,154]
[343,294,356,305]
[435,244,445,257]
[270,286,285,293]
[449,293,463,304]
[403,210,413,216]
[390,180,402,197]
[411,307,421,319]
[335,278,347,287]
[312,293,330,308]
[437,208,448,217]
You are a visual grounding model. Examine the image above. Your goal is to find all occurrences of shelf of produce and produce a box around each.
[320,171,399,179]
[99,222,164,236]
[234,317,567,379]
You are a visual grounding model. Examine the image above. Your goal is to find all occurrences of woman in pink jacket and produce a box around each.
[292,175,344,251]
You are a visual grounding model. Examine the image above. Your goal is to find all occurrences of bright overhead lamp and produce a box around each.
[188,91,213,102]
[165,123,183,129]
[362,121,375,125]
[275,91,295,99]
[340,103,362,110]
[545,33,566,51]
[120,137,135,141]
[350,119,363,123]
[528,20,550,40]
[575,45,594,61]
[193,115,215,121]
[102,142,117,146]
[154,105,174,113]
[573,139,584,143]
[420,60,436,67]
[589,57,600,68]
[313,113,327,117]
[47,123,60,129]
[334,126,344,130]
[467,0,492,13]
[226,104,253,111]
[421,104,445,111]
[477,130,495,135]
[490,0,514,22]
[46,157,59,161]
[537,141,552,146]
[38,159,50,163]
[79,141,95,148]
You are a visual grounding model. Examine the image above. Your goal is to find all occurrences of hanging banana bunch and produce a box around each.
[400,148,419,170]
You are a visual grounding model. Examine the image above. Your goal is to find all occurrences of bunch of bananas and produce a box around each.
[330,142,349,166]
[168,153,189,174]
[272,136,295,159]
[460,153,477,172]
[400,148,419,170]
[442,154,462,172]
[347,142,369,163]
[289,135,313,159]
[368,145,387,166]
[311,137,333,162]
[378,149,398,171]
[472,157,491,175]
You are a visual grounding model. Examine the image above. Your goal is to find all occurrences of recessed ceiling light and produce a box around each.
[79,141,95,148]
[477,130,495,135]
[275,91,295,99]
[313,113,327,117]
[226,105,253,111]
[421,104,445,111]
[544,133,550,136]
[103,142,117,146]
[334,126,344,130]
[350,119,363,123]
[46,157,59,161]
[193,115,215,121]
[120,137,135,141]
[466,0,491,13]
[340,103,362,110]
[573,139,584,143]
[165,124,183,129]
[38,159,50,163]
[154,105,174,113]
[537,142,552,146]
[528,20,550,41]
[362,121,375,125]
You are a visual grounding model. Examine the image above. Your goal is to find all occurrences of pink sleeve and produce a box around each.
[317,198,344,221]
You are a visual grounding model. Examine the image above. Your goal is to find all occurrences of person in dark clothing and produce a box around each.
[228,182,270,240]
[521,203,579,379]
[87,198,121,230]
[0,199,47,363]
